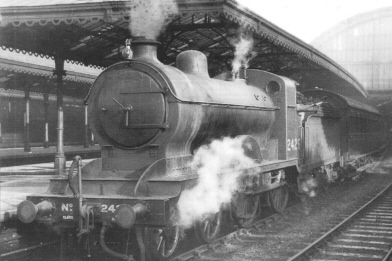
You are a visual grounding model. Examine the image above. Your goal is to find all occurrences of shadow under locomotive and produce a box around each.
[15,37,390,261]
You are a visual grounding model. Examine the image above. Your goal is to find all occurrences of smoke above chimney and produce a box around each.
[127,0,178,40]
[231,34,255,78]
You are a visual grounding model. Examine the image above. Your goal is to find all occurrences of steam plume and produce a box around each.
[231,34,254,77]
[128,0,178,40]
[177,137,256,228]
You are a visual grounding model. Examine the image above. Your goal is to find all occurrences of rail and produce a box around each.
[287,182,392,261]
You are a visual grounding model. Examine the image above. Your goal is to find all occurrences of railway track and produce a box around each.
[1,239,59,261]
[171,202,304,261]
[288,182,392,261]
[0,222,59,261]
[170,178,392,261]
[0,160,388,261]
[2,183,390,261]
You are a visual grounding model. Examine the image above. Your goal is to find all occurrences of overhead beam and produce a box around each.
[166,22,227,32]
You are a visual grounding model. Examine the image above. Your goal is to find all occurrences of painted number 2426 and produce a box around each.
[287,138,300,151]
[101,204,119,213]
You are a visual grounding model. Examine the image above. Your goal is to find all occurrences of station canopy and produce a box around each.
[0,0,367,98]
[0,48,101,98]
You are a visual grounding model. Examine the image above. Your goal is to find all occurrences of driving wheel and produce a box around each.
[231,193,261,228]
[194,208,222,244]
[268,185,289,213]
[145,208,180,260]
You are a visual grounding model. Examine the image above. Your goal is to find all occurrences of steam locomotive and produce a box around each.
[16,37,389,261]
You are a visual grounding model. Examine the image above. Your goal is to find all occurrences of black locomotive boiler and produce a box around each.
[16,37,389,261]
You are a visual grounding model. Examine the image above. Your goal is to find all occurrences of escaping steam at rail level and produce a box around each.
[177,137,258,228]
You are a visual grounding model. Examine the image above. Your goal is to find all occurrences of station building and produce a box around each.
[0,0,372,169]
[312,6,392,115]
[0,48,101,150]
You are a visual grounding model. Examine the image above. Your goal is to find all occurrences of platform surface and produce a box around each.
[0,158,96,223]
[0,144,100,167]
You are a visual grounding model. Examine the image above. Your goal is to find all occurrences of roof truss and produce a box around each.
[0,0,367,98]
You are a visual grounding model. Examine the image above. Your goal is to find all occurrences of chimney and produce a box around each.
[229,68,246,83]
[130,36,160,62]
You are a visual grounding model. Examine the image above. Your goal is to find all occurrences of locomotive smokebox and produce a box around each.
[131,36,160,62]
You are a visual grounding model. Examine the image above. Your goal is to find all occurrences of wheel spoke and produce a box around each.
[157,235,163,252]
[206,221,211,236]
[203,220,208,233]
[160,239,166,256]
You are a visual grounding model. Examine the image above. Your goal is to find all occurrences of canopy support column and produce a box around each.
[24,86,31,152]
[90,132,95,146]
[43,83,49,148]
[84,103,89,148]
[53,55,66,172]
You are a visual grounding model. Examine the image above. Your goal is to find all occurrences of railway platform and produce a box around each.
[0,144,100,167]
[0,158,97,223]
